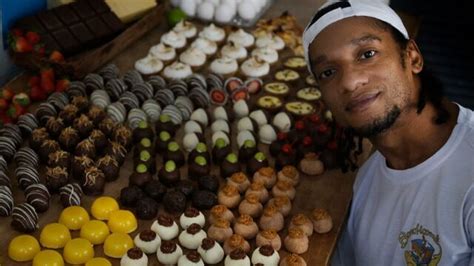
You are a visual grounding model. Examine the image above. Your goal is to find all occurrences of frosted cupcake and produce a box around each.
[210,57,239,79]
[199,23,226,45]
[221,42,248,62]
[173,20,197,39]
[191,37,218,56]
[240,56,270,78]
[179,47,207,71]
[251,47,279,65]
[134,55,163,75]
[161,30,187,52]
[255,33,285,51]
[227,28,255,49]
[149,43,177,65]
[163,61,193,80]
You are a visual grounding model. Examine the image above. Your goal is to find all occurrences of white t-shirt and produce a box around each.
[332,105,474,265]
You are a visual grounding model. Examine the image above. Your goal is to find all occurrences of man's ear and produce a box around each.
[406,40,423,74]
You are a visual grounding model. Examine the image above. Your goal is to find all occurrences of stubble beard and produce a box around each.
[350,105,402,138]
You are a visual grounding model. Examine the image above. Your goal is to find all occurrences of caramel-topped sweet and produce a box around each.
[285,254,305,266]
[229,248,246,260]
[245,194,260,204]
[259,245,275,256]
[184,207,199,217]
[186,223,201,234]
[263,206,278,216]
[139,229,157,241]
[228,234,245,248]
[222,184,239,196]
[282,165,298,178]
[249,181,265,191]
[158,215,174,226]
[230,172,248,183]
[292,214,310,226]
[160,240,177,253]
[127,247,144,259]
[261,229,278,240]
[276,180,293,190]
[201,238,216,250]
[258,167,275,177]
[273,196,290,207]
[186,250,201,262]
[211,205,228,216]
[214,218,230,228]
[237,214,254,225]
[288,228,304,238]
[312,208,331,220]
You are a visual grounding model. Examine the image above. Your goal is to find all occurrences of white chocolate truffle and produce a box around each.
[215,4,236,23]
[259,124,277,144]
[249,109,269,127]
[272,112,292,133]
[227,29,255,48]
[120,247,148,266]
[237,117,257,132]
[177,251,205,266]
[197,1,215,20]
[224,249,251,266]
[198,238,225,264]
[211,119,230,134]
[134,229,162,254]
[233,99,249,118]
[251,245,280,266]
[180,0,197,17]
[238,0,257,20]
[179,224,208,250]
[151,216,180,240]
[184,120,203,134]
[180,208,206,229]
[183,132,200,152]
[214,106,230,121]
[237,130,255,148]
[173,20,197,39]
[212,131,230,146]
[190,108,209,127]
[157,241,183,265]
[221,42,248,61]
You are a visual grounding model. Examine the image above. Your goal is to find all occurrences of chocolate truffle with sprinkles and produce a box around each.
[75,139,96,159]
[73,114,94,137]
[59,104,79,125]
[72,155,94,181]
[97,155,120,181]
[105,141,127,165]
[71,95,89,114]
[25,183,50,213]
[87,105,106,125]
[48,150,71,169]
[59,183,83,207]
[112,124,133,150]
[0,185,14,216]
[82,166,106,195]
[89,129,108,151]
[11,203,38,233]
[39,139,60,163]
[98,117,117,137]
[45,116,65,138]
[59,126,81,152]
[16,165,40,190]
[14,147,39,168]
[45,166,69,193]
[29,127,49,151]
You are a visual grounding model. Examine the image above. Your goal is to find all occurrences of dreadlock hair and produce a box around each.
[337,20,449,172]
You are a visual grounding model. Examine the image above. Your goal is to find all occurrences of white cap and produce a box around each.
[303,0,409,75]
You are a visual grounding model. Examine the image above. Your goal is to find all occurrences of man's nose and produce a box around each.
[338,65,369,93]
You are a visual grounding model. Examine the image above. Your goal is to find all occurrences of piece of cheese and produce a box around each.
[47,0,74,9]
[105,0,157,23]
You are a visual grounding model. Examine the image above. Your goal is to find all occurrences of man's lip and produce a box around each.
[345,92,380,112]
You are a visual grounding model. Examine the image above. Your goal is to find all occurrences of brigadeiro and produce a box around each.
[48,150,71,169]
[72,155,94,181]
[39,139,61,163]
[97,155,120,181]
[134,138,154,158]
[75,139,96,159]
[58,126,81,152]
[59,183,83,207]
[98,117,117,137]
[133,121,154,143]
[45,166,69,192]
[25,183,50,213]
[198,175,219,192]
[59,104,79,125]
[134,150,156,174]
[155,131,172,153]
[87,105,106,125]
[163,189,187,214]
[296,136,315,160]
[112,124,133,150]
[89,129,108,151]
[220,153,241,179]
[238,140,258,163]
[275,144,297,170]
[155,114,177,135]
[45,116,65,138]
[129,164,153,187]
[29,127,49,151]
[188,142,210,164]
[11,203,38,233]
[158,160,181,187]
[136,196,159,220]
[71,96,89,114]
[120,185,145,208]
[105,141,127,165]
[188,156,210,180]
[247,152,269,176]
[73,114,94,137]
[144,180,167,202]
[163,141,185,167]
[269,132,288,157]
[176,180,196,199]
[82,166,106,195]
[192,190,218,210]
[212,138,231,164]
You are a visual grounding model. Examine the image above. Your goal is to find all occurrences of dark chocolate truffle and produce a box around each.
[212,138,231,164]
[129,164,152,187]
[192,190,217,210]
[119,185,145,208]
[134,150,156,174]
[45,116,65,138]
[25,183,50,213]
[73,114,94,137]
[188,155,210,180]
[188,142,211,165]
[29,127,49,151]
[16,165,40,190]
[71,95,89,114]
[198,175,219,192]
[158,160,181,187]
[176,180,196,199]
[45,166,69,192]
[163,189,187,214]
[87,105,106,125]
[89,129,108,151]
[39,139,61,163]
[59,183,83,207]
[247,152,269,176]
[14,147,39,168]
[135,196,159,220]
[144,180,167,202]
[238,139,257,163]
[220,153,241,178]
[112,125,132,150]
[133,138,154,158]
[72,155,94,181]
[59,104,79,125]
[75,139,96,158]
[163,141,185,167]
[105,141,127,165]
[155,131,172,153]
[48,150,71,168]
[96,155,120,181]
[98,117,116,137]
[58,126,81,152]
[82,166,106,195]
[11,203,38,233]
[133,120,154,144]
[155,114,177,135]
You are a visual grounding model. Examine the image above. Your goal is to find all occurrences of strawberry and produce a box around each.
[277,132,288,141]
[318,124,328,133]
[10,36,33,53]
[303,136,313,146]
[0,87,14,101]
[34,45,46,56]
[308,113,321,124]
[281,143,293,154]
[29,86,47,101]
[40,68,55,82]
[25,31,40,44]
[49,50,64,63]
[41,78,55,94]
[6,104,25,120]
[12,93,30,107]
[55,78,70,92]
[0,98,9,110]
[0,112,12,125]
[10,28,23,37]
[295,120,305,130]
[28,76,40,87]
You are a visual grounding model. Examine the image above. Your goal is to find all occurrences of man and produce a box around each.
[303,0,474,265]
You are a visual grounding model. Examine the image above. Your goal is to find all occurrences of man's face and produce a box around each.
[309,17,420,137]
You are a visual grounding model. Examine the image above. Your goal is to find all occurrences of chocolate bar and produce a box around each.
[40,34,62,52]
[69,23,94,47]
[87,0,111,14]
[101,12,124,33]
[54,5,80,25]
[85,17,112,41]
[70,1,96,20]
[37,11,62,31]
[15,16,46,34]
[51,28,81,55]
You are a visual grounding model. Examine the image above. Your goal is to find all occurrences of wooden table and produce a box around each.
[0,1,373,265]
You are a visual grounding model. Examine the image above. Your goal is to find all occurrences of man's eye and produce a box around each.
[360,50,376,59]
[318,69,336,80]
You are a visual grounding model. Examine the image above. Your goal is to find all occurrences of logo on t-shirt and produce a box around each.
[399,224,442,266]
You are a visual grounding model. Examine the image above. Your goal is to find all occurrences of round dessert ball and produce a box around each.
[180,0,197,17]
[197,1,215,20]
[238,0,257,20]
[215,4,236,23]
[192,190,218,210]
[163,189,187,214]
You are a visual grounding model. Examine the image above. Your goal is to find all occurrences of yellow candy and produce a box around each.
[63,238,94,264]
[8,235,41,262]
[107,209,137,234]
[103,233,134,258]
[40,223,71,248]
[33,250,64,266]
[85,257,112,266]
[59,206,90,230]
[80,220,110,245]
[91,196,119,220]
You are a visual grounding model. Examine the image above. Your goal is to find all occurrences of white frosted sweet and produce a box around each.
[256,33,285,50]
[197,1,215,20]
[224,254,251,266]
[237,117,256,132]
[161,31,187,49]
[227,29,255,48]
[258,124,277,144]
[180,0,197,17]
[135,55,163,75]
[151,220,180,240]
[191,37,218,55]
[215,4,236,23]
[211,119,230,134]
[149,43,177,62]
[180,47,206,67]
[272,112,292,133]
[221,42,247,61]
[206,0,220,6]
[210,57,238,76]
[121,252,148,266]
[178,254,205,266]
[198,241,225,264]
[134,233,161,254]
[237,130,255,147]
[222,0,237,9]
[213,106,230,121]
[233,99,249,118]
[238,0,257,20]
[157,244,183,265]
[249,110,268,127]
[240,57,270,78]
[179,229,207,249]
[184,120,203,134]
[251,47,278,64]
[173,20,197,39]
[183,132,200,152]
[199,23,226,43]
[212,131,230,146]
[180,212,206,229]
[163,61,193,80]
[251,246,280,266]
[190,108,209,127]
